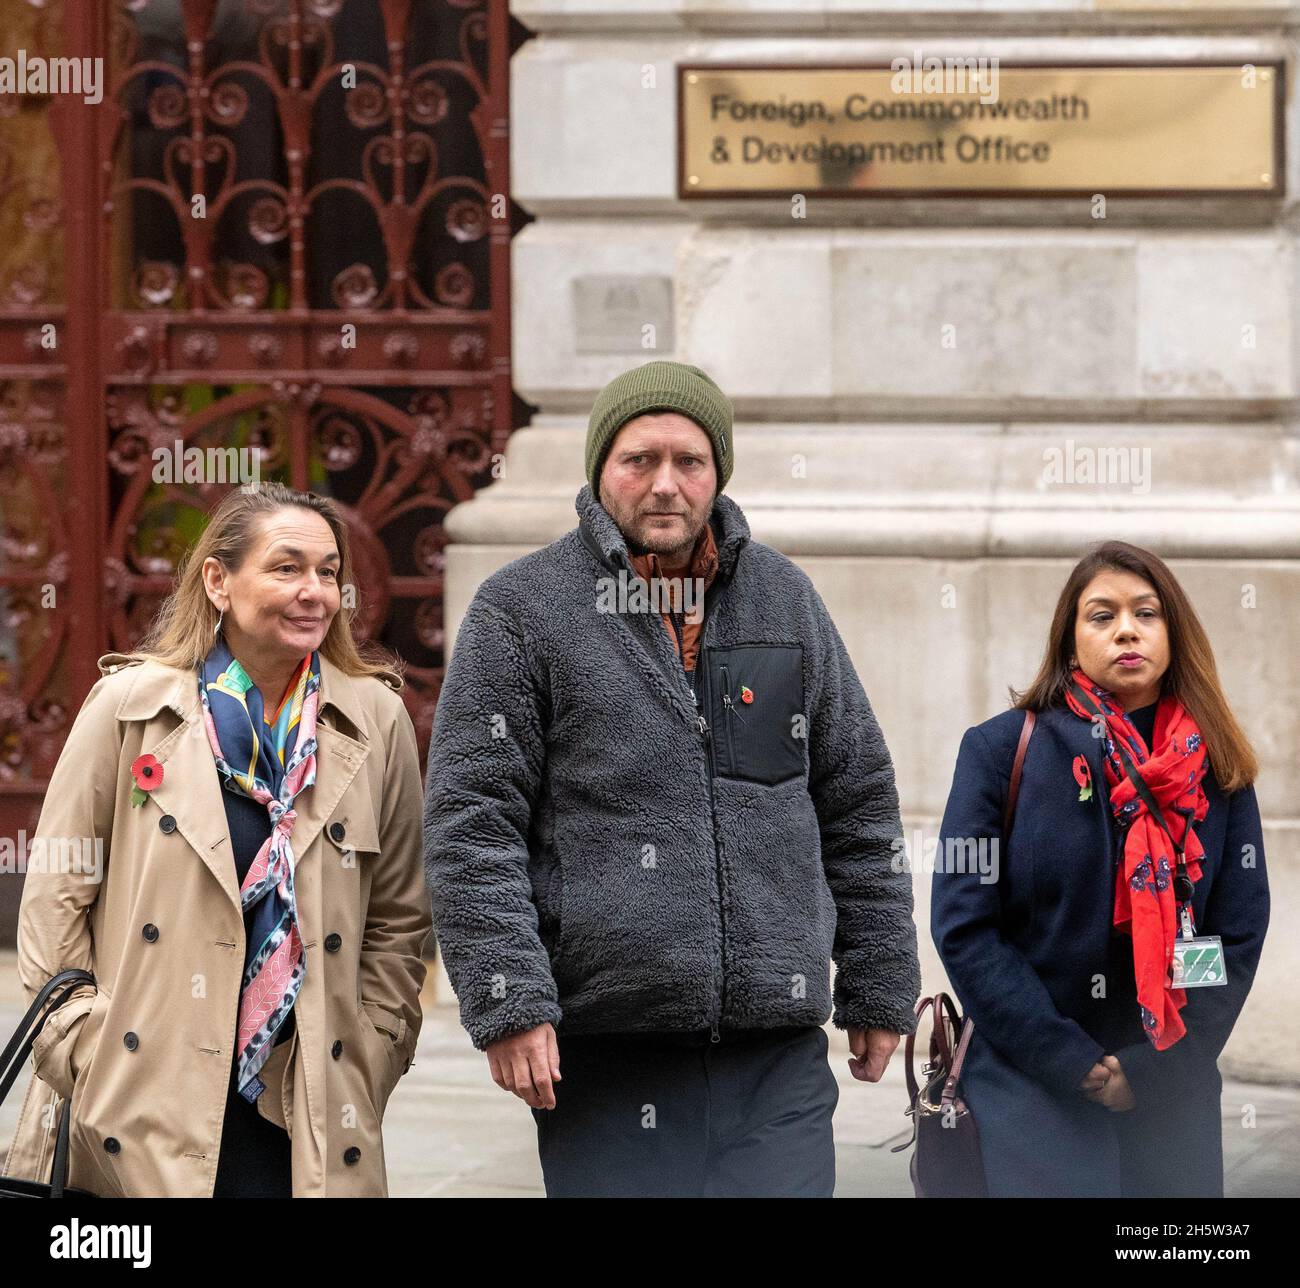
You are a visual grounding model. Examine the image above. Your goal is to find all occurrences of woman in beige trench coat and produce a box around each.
[2,483,431,1197]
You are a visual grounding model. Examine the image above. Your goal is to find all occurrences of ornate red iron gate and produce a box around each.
[0,0,520,941]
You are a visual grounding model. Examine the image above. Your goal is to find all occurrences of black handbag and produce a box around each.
[0,967,98,1198]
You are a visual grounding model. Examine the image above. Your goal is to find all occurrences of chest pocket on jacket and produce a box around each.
[706,644,806,785]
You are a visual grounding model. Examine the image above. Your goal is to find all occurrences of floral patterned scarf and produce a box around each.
[1065,669,1209,1050]
[199,638,320,1101]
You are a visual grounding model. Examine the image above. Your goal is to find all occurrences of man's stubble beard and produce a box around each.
[600,485,711,565]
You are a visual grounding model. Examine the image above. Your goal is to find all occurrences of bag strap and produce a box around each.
[0,968,96,1109]
[895,995,937,1152]
[928,991,960,1068]
[0,968,95,1197]
[902,995,936,1106]
[902,992,962,1104]
[919,713,1034,1122]
[49,1099,74,1198]
[1002,709,1036,836]
[927,992,972,1109]
[895,992,970,1149]
[896,716,1038,1150]
[941,1011,977,1109]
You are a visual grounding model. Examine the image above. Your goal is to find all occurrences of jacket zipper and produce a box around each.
[687,575,731,1045]
[622,552,730,1042]
[719,664,739,774]
[693,655,724,1044]
[669,611,685,660]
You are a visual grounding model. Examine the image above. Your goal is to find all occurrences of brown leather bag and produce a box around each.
[894,710,1035,1198]
[894,991,985,1197]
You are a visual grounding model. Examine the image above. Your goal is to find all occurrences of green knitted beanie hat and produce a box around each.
[585,360,734,493]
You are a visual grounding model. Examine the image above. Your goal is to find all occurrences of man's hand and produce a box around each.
[1083,1054,1135,1112]
[485,1022,561,1109]
[847,1027,899,1082]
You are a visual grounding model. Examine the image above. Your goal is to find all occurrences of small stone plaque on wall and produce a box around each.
[574,275,675,353]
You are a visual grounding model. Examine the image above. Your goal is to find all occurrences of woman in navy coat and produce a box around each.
[932,540,1270,1197]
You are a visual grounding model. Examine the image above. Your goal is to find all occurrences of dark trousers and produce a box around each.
[532,1026,838,1197]
[212,1045,292,1198]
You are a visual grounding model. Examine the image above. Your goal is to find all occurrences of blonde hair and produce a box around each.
[132,482,400,684]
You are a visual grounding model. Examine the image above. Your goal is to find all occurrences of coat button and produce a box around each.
[343,1146,361,1166]
[328,822,346,843]
[158,815,177,834]
[324,933,342,952]
[141,923,159,943]
[123,1031,139,1051]
[331,1040,343,1059]
[104,1137,121,1155]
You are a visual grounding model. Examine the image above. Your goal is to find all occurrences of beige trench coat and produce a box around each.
[2,651,431,1197]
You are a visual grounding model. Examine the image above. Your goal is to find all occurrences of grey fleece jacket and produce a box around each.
[423,484,921,1050]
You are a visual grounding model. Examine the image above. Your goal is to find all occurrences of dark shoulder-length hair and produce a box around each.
[1011,540,1257,791]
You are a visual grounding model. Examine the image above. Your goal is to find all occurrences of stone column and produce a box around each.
[441,0,1299,1080]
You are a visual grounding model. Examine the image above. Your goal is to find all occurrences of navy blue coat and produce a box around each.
[932,705,1270,1197]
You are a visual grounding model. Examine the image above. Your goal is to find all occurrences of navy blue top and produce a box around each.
[1126,700,1157,753]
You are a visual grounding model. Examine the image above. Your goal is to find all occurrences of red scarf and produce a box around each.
[1064,669,1209,1050]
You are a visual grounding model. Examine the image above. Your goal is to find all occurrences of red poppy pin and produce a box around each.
[1072,755,1092,802]
[740,685,754,705]
[130,753,163,808]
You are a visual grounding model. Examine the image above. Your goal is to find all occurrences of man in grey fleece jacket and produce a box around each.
[424,360,920,1197]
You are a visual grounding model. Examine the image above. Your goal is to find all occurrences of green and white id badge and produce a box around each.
[1171,935,1228,989]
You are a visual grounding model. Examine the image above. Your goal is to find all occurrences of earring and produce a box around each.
[213,607,225,638]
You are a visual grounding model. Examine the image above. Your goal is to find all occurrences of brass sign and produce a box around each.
[679,63,1283,197]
